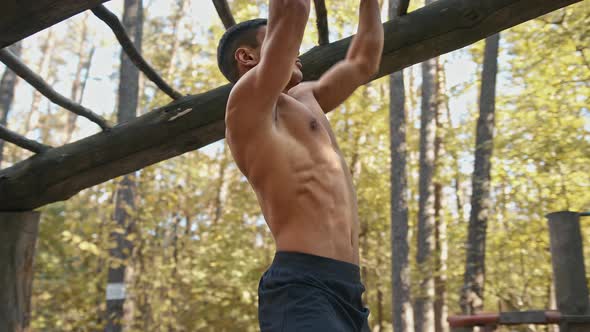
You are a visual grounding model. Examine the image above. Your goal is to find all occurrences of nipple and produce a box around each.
[310,119,319,130]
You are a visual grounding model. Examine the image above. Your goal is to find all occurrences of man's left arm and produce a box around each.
[311,0,384,113]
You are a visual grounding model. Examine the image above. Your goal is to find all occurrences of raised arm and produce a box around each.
[258,0,310,97]
[312,0,384,112]
[231,0,311,110]
[225,0,311,170]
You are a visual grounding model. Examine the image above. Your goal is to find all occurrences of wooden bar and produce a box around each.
[0,0,583,212]
[0,212,40,332]
[449,311,563,327]
[0,0,109,48]
[499,310,555,324]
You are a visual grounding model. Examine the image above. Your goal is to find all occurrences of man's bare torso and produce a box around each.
[227,85,360,264]
[224,0,382,267]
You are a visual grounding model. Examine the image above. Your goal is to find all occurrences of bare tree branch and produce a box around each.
[314,0,329,45]
[212,0,236,29]
[0,48,110,131]
[397,0,411,16]
[92,5,183,100]
[0,0,582,211]
[0,125,51,154]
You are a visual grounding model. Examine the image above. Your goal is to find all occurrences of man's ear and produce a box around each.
[235,47,259,68]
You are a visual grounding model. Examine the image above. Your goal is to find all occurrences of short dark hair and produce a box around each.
[217,19,268,83]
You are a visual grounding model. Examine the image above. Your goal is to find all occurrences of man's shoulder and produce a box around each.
[227,70,258,103]
[288,81,316,97]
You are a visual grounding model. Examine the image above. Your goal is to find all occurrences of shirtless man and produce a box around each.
[217,0,383,330]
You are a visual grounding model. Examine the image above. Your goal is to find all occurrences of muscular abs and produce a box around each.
[229,90,360,265]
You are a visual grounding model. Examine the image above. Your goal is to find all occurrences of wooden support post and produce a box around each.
[547,211,590,332]
[0,212,40,332]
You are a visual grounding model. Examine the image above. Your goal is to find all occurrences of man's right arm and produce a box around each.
[257,0,310,98]
[226,0,310,171]
[230,0,310,112]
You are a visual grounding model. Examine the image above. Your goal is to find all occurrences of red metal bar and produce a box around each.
[545,311,562,324]
[448,313,499,327]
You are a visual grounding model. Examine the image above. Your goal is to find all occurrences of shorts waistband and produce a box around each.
[271,251,361,283]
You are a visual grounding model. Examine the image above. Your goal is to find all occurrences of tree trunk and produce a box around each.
[0,42,22,168]
[389,1,413,332]
[165,0,187,79]
[65,46,95,141]
[0,212,40,332]
[415,0,438,326]
[212,146,229,224]
[377,287,384,331]
[434,60,449,332]
[460,33,500,320]
[23,30,55,136]
[133,231,152,331]
[105,0,142,331]
[65,15,95,143]
[94,212,108,330]
[106,175,137,332]
[313,0,329,45]
[163,214,181,331]
[433,182,448,332]
[548,282,557,332]
[441,68,464,224]
[79,47,95,104]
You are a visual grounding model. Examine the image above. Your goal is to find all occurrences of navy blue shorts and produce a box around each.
[258,251,370,332]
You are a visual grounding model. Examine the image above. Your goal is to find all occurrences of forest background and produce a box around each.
[0,0,589,331]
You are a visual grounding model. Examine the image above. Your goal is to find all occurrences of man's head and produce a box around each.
[217,19,303,87]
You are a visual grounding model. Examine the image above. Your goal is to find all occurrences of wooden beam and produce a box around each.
[0,0,110,48]
[0,0,582,211]
[499,311,553,324]
[0,212,40,332]
[448,310,564,327]
[92,5,183,100]
[547,211,590,332]
[314,0,330,45]
[0,125,51,154]
[300,0,583,82]
[0,49,111,131]
[212,0,236,29]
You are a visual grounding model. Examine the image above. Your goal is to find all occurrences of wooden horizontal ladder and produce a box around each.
[0,0,582,211]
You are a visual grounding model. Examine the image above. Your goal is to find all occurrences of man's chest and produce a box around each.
[275,94,339,150]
